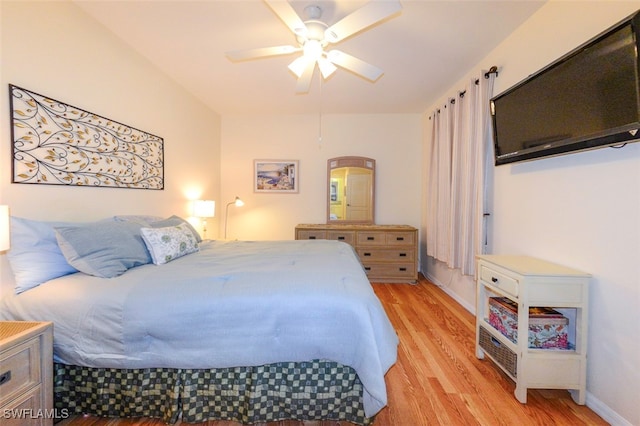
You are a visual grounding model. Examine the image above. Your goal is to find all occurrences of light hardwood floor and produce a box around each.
[58,276,607,426]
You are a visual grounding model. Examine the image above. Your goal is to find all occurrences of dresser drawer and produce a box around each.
[362,262,416,279]
[296,230,327,240]
[0,337,41,406]
[356,231,387,246]
[384,231,416,246]
[479,264,519,297]
[326,230,356,246]
[357,247,416,262]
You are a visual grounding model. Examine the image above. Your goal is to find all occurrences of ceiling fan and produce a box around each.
[226,0,402,93]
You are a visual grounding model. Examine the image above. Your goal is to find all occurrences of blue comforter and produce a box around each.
[0,240,398,417]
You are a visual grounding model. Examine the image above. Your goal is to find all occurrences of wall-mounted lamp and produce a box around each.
[193,200,215,239]
[0,205,10,252]
[224,196,244,240]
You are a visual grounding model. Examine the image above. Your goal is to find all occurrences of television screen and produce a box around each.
[491,10,640,165]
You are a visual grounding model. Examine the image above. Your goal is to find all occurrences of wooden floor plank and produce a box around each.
[57,276,607,425]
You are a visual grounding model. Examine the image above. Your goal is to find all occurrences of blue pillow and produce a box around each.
[113,215,164,226]
[7,217,79,294]
[54,221,152,278]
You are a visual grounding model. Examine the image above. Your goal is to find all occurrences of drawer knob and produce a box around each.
[364,252,371,256]
[309,236,316,240]
[491,277,498,283]
[396,237,404,241]
[399,267,407,271]
[364,267,371,271]
[338,236,345,240]
[0,370,11,386]
[399,253,407,257]
[367,236,375,240]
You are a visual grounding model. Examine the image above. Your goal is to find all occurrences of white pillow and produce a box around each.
[140,224,199,265]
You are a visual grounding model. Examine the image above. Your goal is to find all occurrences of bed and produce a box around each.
[0,215,398,424]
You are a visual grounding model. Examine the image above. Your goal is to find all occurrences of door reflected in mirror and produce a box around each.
[327,157,375,224]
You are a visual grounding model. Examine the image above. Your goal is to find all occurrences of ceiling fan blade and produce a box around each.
[324,0,402,43]
[317,57,337,79]
[295,61,315,93]
[288,55,311,77]
[226,45,300,61]
[264,0,308,37]
[327,50,383,81]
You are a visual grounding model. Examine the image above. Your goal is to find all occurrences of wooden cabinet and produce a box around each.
[475,255,590,405]
[295,224,418,283]
[0,321,54,426]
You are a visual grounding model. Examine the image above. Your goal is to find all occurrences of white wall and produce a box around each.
[220,113,422,240]
[424,2,640,425]
[0,2,222,287]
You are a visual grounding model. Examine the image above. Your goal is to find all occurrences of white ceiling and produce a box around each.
[73,0,546,115]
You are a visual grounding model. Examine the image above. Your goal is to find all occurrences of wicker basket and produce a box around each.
[479,325,517,377]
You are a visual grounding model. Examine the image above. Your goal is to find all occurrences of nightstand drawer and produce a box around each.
[480,264,519,297]
[1,384,43,426]
[0,337,41,406]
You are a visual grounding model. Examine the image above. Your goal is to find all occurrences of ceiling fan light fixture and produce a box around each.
[303,39,323,60]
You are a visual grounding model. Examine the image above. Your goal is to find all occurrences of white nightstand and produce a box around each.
[0,321,54,426]
[475,255,590,404]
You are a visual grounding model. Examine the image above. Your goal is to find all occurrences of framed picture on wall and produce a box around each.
[254,160,298,193]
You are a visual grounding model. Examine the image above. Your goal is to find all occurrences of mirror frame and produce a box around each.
[327,156,375,224]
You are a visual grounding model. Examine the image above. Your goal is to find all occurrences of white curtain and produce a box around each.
[425,70,496,275]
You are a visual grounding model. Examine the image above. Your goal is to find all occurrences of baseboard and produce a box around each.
[423,271,476,314]
[586,392,633,426]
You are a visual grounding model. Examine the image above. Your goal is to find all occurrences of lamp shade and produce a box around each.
[193,200,215,218]
[0,205,10,251]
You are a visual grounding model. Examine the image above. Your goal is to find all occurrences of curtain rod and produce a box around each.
[434,65,499,110]
[484,65,499,79]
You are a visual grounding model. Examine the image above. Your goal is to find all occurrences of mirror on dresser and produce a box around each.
[327,156,375,224]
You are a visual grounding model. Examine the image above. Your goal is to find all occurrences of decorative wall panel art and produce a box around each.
[9,84,164,189]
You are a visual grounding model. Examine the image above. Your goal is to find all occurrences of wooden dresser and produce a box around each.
[295,224,418,283]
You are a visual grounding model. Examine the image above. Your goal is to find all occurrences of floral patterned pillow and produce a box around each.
[140,224,199,265]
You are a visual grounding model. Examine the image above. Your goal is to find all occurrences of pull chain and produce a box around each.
[318,77,323,147]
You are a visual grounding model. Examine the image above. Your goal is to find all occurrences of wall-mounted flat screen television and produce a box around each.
[491,10,640,166]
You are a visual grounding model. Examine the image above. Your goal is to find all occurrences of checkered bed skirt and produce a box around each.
[54,360,373,424]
